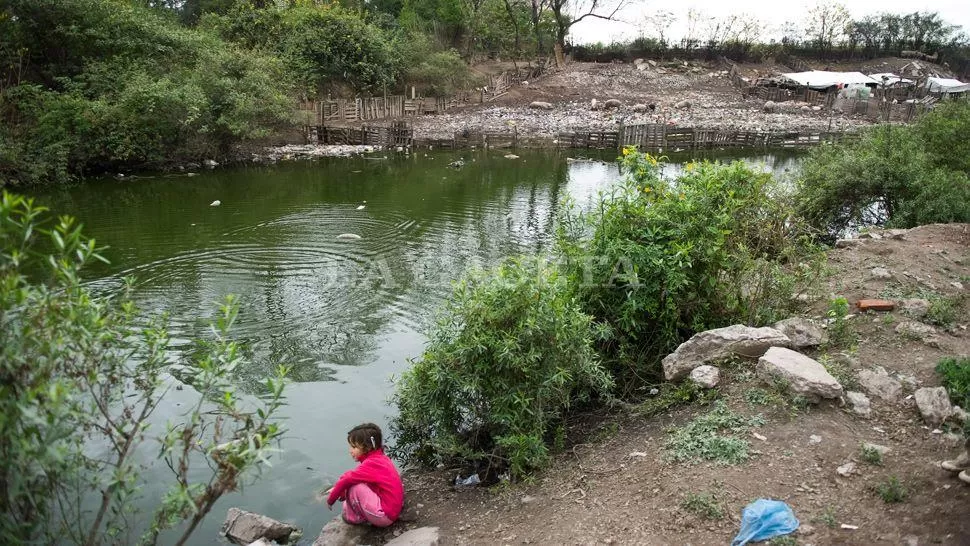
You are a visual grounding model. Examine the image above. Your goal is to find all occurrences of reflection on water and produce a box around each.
[28,148,802,543]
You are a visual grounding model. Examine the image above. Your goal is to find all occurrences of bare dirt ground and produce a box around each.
[407,59,894,140]
[362,223,970,545]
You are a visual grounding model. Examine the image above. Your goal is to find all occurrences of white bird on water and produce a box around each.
[356,205,365,210]
[210,200,221,207]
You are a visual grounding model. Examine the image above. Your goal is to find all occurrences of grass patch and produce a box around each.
[824,296,856,348]
[767,536,797,546]
[813,505,838,528]
[680,491,725,520]
[860,444,883,466]
[926,295,961,327]
[665,401,764,465]
[744,387,781,407]
[937,357,970,435]
[874,476,907,503]
[820,354,859,391]
[638,380,718,418]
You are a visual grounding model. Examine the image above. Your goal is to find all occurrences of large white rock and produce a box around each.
[757,347,843,401]
[690,365,720,388]
[772,317,826,348]
[858,367,902,401]
[222,508,298,545]
[914,386,953,427]
[385,527,441,546]
[662,325,791,381]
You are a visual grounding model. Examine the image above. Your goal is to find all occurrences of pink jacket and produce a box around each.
[327,448,404,520]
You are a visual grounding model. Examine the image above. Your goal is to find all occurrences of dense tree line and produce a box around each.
[0,0,567,186]
[576,6,969,76]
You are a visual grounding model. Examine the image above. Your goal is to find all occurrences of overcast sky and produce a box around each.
[570,0,970,45]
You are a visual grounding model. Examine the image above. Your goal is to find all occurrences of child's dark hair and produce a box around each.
[347,423,383,453]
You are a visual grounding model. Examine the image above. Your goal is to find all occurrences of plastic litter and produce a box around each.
[731,498,799,546]
[454,473,480,487]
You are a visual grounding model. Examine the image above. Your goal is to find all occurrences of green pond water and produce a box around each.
[28,148,802,543]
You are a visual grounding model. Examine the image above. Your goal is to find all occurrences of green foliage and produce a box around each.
[824,297,856,348]
[874,476,907,503]
[681,491,725,520]
[557,150,822,385]
[390,257,612,479]
[280,6,401,95]
[397,32,478,97]
[0,191,288,544]
[796,100,970,239]
[1,0,293,186]
[767,536,797,546]
[936,356,970,411]
[820,354,859,391]
[639,380,719,417]
[915,99,970,174]
[664,401,764,465]
[925,295,960,328]
[813,506,838,528]
[860,444,883,466]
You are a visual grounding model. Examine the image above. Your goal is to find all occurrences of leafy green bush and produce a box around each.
[390,257,612,479]
[0,192,288,543]
[1,0,293,185]
[557,150,822,384]
[796,99,970,239]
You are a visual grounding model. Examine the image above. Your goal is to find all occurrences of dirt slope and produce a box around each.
[370,223,970,545]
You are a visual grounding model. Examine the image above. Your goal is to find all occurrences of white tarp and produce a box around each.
[868,73,914,86]
[781,71,879,89]
[926,77,969,93]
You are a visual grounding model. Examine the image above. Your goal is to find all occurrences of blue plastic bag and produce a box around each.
[731,499,799,546]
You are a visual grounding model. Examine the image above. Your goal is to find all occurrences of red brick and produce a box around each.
[856,299,895,312]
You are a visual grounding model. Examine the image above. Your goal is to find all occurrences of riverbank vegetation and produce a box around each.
[0,192,288,544]
[796,98,970,239]
[0,0,556,186]
[391,151,826,478]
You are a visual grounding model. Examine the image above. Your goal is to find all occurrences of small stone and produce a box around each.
[900,298,931,318]
[521,495,537,504]
[632,103,649,112]
[858,367,903,401]
[203,159,219,168]
[903,536,919,546]
[222,508,297,545]
[952,406,969,424]
[648,388,660,396]
[384,527,440,546]
[674,99,691,109]
[753,432,767,441]
[856,299,895,312]
[870,267,892,280]
[835,239,860,248]
[914,387,953,427]
[809,435,822,445]
[604,98,622,108]
[951,281,965,290]
[845,391,872,418]
[895,321,939,346]
[837,462,856,476]
[690,365,720,388]
[798,524,817,536]
[528,101,553,110]
[772,317,826,348]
